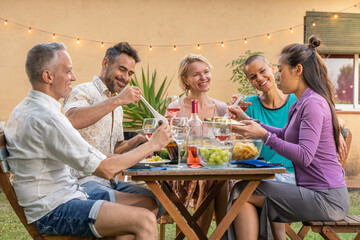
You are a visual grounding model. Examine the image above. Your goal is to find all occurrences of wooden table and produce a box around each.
[123,165,285,240]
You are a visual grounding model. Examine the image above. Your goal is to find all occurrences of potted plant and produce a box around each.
[122,66,173,132]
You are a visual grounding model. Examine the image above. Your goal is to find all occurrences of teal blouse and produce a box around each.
[245,94,297,172]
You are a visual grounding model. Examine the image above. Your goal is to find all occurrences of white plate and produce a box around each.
[139,159,171,166]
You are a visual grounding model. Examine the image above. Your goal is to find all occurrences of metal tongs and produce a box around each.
[140,95,168,123]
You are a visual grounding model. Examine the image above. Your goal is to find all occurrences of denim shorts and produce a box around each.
[34,187,112,237]
[82,180,165,219]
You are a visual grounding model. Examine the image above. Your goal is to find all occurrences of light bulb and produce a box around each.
[52,33,56,39]
[334,14,338,19]
[149,45,153,51]
[77,38,80,44]
[28,27,32,33]
[197,44,200,50]
[4,20,8,25]
[290,28,294,33]
[221,42,224,47]
[312,22,316,27]
[350,85,353,88]
[173,45,176,51]
[267,33,270,39]
[244,38,247,44]
[101,42,104,47]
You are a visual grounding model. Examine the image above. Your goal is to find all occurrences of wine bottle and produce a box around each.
[187,99,203,168]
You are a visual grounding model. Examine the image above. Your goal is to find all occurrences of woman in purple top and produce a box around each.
[225,36,349,240]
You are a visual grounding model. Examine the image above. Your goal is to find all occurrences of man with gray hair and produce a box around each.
[5,42,171,239]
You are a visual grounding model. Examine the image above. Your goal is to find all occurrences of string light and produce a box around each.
[312,21,316,27]
[52,33,56,39]
[197,44,200,50]
[4,20,7,25]
[221,42,225,47]
[149,45,153,51]
[173,45,176,51]
[101,42,104,47]
[267,33,271,39]
[350,85,353,88]
[28,27,31,33]
[76,38,80,44]
[290,28,294,33]
[334,14,338,19]
[244,38,247,44]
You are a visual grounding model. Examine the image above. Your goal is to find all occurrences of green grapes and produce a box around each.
[199,147,232,166]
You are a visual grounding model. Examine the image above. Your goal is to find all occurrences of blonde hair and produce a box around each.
[178,54,213,92]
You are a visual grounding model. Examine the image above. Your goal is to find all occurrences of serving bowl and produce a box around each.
[197,145,233,167]
[232,139,263,161]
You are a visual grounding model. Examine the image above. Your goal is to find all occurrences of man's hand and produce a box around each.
[149,123,172,150]
[115,86,142,106]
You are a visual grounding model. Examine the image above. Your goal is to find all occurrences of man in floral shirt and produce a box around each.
[63,42,164,218]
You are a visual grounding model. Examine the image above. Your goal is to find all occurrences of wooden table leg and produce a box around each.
[209,180,260,240]
[161,181,207,240]
[146,181,199,240]
[173,181,227,240]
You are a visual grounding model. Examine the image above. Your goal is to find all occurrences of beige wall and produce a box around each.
[0,0,359,172]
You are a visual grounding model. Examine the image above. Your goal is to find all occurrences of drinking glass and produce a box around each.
[170,117,189,168]
[212,117,231,144]
[232,94,250,112]
[165,96,180,116]
[142,118,159,141]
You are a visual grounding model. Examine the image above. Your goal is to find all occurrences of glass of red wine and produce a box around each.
[142,118,159,141]
[233,94,249,112]
[165,96,180,116]
[212,117,231,145]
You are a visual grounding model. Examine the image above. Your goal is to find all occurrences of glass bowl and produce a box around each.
[197,145,233,167]
[232,139,263,161]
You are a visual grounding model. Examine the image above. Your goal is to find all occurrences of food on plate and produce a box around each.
[149,156,163,162]
[232,141,259,160]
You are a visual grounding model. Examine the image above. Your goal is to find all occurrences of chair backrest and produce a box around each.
[0,133,45,240]
[340,128,352,167]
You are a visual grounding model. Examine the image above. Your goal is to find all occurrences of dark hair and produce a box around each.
[25,42,66,86]
[243,55,271,73]
[280,36,340,151]
[105,42,140,65]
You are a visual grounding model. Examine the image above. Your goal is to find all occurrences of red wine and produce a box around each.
[215,135,230,142]
[167,107,180,115]
[241,106,248,112]
[144,133,152,141]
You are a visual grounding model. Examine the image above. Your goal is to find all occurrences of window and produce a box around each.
[322,54,360,110]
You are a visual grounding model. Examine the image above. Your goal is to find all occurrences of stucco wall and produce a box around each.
[0,0,359,174]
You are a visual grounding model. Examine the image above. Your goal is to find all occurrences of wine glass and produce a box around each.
[165,96,180,116]
[170,117,189,168]
[212,117,231,144]
[143,118,159,141]
[232,94,249,112]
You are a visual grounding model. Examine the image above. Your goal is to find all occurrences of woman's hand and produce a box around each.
[231,120,268,140]
[227,106,251,121]
[337,132,347,165]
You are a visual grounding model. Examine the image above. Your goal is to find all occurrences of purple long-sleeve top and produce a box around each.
[262,88,346,189]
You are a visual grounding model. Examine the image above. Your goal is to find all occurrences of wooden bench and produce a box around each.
[0,133,115,240]
[286,128,359,240]
[286,216,360,240]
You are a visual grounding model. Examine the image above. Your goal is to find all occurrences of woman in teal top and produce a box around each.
[233,54,297,183]
[245,94,297,171]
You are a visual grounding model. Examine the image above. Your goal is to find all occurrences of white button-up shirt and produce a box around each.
[63,76,124,186]
[5,90,106,223]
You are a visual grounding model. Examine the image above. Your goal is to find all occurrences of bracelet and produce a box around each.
[264,132,271,145]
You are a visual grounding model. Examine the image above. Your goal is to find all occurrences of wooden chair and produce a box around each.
[286,128,358,240]
[0,133,115,240]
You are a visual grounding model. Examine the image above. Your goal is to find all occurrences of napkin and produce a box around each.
[231,160,281,168]
[127,167,167,171]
